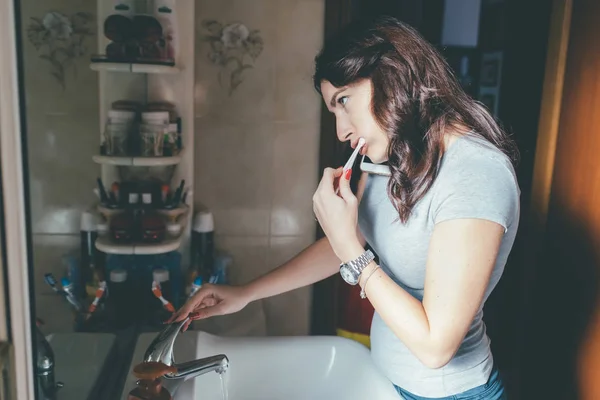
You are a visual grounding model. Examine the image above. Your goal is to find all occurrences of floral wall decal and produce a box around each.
[200,19,264,96]
[27,11,95,90]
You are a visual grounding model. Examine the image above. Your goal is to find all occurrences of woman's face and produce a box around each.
[320,79,390,163]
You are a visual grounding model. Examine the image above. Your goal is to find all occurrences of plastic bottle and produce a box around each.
[189,276,203,298]
[108,269,129,329]
[60,277,83,312]
[191,210,215,281]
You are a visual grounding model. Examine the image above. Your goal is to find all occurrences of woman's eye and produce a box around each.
[337,96,349,106]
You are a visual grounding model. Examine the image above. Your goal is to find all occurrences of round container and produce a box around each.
[141,111,169,125]
[96,220,109,236]
[103,122,130,156]
[139,124,165,156]
[108,110,136,124]
[166,222,181,237]
[108,269,130,329]
[145,102,177,122]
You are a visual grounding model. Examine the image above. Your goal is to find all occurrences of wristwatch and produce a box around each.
[339,249,375,285]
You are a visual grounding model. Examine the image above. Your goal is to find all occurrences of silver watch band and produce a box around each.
[347,249,375,276]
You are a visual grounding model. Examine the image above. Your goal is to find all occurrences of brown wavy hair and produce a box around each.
[313,16,518,223]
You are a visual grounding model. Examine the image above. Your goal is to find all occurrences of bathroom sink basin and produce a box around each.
[122,331,399,400]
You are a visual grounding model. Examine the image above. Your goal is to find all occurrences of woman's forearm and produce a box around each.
[243,237,341,302]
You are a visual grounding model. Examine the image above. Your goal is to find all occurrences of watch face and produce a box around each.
[340,264,358,285]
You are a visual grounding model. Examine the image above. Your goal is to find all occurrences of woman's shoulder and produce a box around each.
[431,134,521,230]
[440,134,518,185]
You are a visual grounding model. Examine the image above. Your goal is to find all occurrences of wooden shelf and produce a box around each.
[90,62,179,74]
[92,153,182,167]
[95,235,183,255]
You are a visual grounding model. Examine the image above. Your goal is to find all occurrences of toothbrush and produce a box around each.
[86,280,107,316]
[343,138,366,172]
[336,138,366,194]
[44,273,63,294]
[152,281,176,313]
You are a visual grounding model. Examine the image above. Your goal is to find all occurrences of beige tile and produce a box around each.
[215,235,270,285]
[31,234,80,296]
[263,235,315,335]
[270,122,319,236]
[195,0,278,122]
[191,299,267,337]
[35,294,76,334]
[273,0,325,122]
[20,4,99,115]
[212,208,271,236]
[194,117,274,211]
[27,114,100,234]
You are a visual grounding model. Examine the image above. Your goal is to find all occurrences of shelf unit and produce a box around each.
[89,62,180,74]
[92,0,195,257]
[95,235,183,255]
[92,152,182,167]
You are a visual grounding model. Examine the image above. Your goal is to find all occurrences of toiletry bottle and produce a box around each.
[61,277,83,312]
[188,276,202,298]
[108,269,129,329]
[190,210,215,284]
[80,211,98,300]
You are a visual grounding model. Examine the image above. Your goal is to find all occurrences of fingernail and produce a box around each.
[345,169,352,180]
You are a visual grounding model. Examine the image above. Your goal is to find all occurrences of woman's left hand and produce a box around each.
[313,167,362,262]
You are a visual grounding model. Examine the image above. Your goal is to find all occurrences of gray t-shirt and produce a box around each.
[358,134,520,397]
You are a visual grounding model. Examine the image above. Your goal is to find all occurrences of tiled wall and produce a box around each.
[20,1,100,333]
[194,0,325,336]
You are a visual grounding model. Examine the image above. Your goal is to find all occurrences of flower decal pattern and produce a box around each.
[27,11,95,90]
[200,19,264,96]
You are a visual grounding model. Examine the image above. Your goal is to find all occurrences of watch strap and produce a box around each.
[345,249,375,277]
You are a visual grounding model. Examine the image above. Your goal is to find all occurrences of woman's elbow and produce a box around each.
[419,351,453,369]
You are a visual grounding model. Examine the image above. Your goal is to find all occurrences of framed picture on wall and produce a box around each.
[478,87,500,117]
[478,51,503,117]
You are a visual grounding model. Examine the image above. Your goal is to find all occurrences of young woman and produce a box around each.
[170,16,519,400]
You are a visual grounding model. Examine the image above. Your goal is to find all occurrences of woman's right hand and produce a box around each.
[166,284,252,331]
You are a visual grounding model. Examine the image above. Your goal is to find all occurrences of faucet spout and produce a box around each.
[168,354,228,379]
[138,317,229,395]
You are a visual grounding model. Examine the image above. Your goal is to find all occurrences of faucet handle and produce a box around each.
[133,362,178,380]
[128,378,172,400]
[143,317,189,365]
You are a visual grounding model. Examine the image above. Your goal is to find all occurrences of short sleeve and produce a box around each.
[432,155,520,233]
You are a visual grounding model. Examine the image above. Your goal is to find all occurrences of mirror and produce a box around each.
[16,0,320,398]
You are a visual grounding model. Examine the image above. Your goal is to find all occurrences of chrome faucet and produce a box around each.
[34,325,63,400]
[142,318,229,395]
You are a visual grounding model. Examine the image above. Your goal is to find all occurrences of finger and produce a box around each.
[193,303,226,319]
[201,297,218,307]
[182,319,191,332]
[338,168,355,201]
[317,168,336,193]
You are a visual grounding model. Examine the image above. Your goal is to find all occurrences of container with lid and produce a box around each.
[108,269,131,329]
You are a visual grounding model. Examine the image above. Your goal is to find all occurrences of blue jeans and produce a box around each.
[394,368,507,400]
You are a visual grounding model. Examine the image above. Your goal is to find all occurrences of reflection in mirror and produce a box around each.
[17,0,322,398]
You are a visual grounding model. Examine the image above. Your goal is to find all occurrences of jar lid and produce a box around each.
[108,110,136,120]
[80,211,97,231]
[166,222,181,232]
[96,221,109,233]
[141,111,170,121]
[110,269,128,283]
[193,210,214,232]
[146,102,176,111]
[153,268,170,283]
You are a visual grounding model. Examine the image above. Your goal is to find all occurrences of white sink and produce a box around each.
[122,331,399,400]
